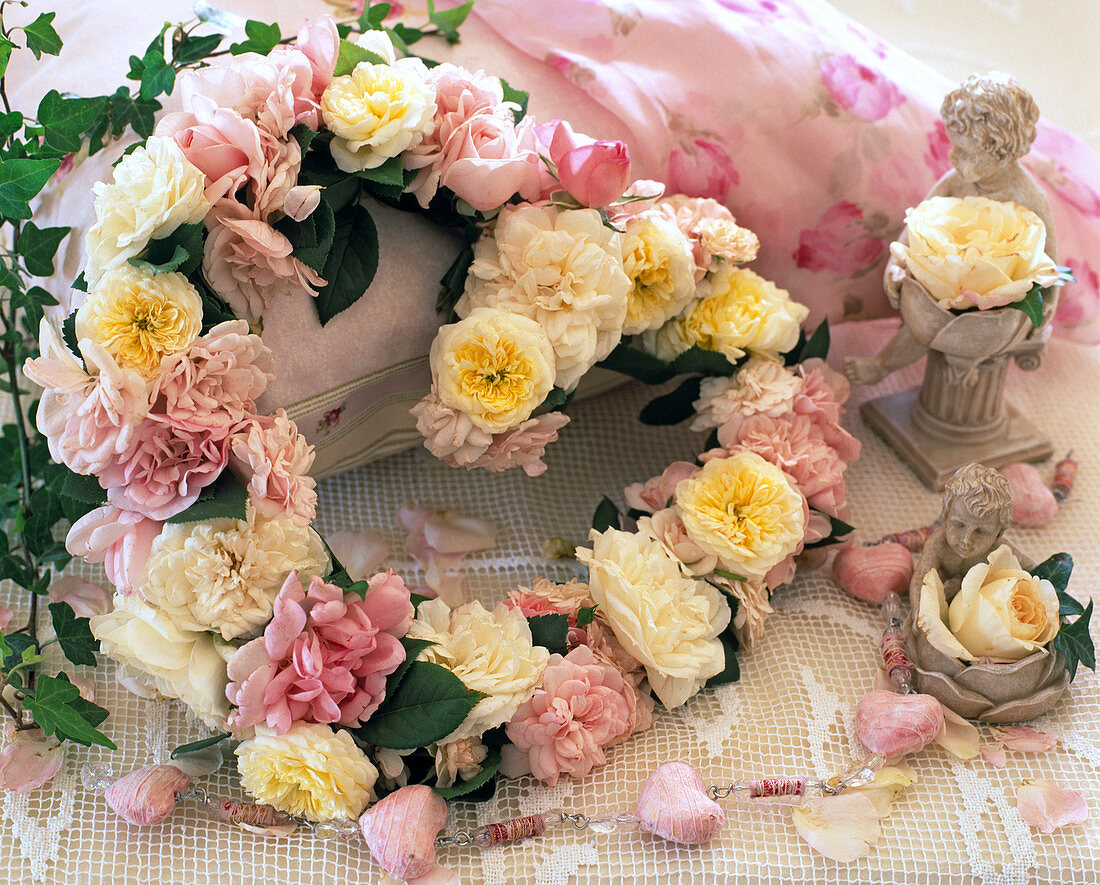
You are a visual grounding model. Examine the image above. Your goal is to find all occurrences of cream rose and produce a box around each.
[75,263,203,378]
[85,135,210,285]
[575,528,730,709]
[90,593,234,729]
[141,505,330,641]
[893,195,1061,311]
[642,266,808,363]
[321,56,436,172]
[917,545,1059,663]
[458,205,630,390]
[406,598,549,742]
[689,357,803,431]
[431,307,556,433]
[620,214,697,335]
[236,723,377,821]
[675,452,805,581]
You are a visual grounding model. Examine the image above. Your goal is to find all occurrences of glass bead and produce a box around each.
[314,822,341,840]
[80,762,115,794]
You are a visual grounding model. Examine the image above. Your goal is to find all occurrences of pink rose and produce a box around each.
[1056,258,1099,326]
[792,201,884,276]
[667,137,739,202]
[436,112,536,212]
[924,120,952,178]
[649,194,745,279]
[820,54,905,122]
[229,409,317,527]
[623,460,699,514]
[203,199,325,322]
[641,507,718,576]
[457,412,570,476]
[503,645,634,786]
[48,575,112,618]
[226,570,412,734]
[792,358,851,425]
[152,320,274,441]
[410,389,494,466]
[294,16,339,99]
[66,504,162,597]
[544,119,630,208]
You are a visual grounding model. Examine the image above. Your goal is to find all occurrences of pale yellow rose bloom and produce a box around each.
[620,214,697,335]
[322,56,436,172]
[675,451,805,581]
[236,723,378,821]
[893,195,1060,310]
[575,527,730,709]
[76,263,203,378]
[432,307,556,433]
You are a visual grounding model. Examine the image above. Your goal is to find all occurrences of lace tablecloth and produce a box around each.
[1,320,1098,885]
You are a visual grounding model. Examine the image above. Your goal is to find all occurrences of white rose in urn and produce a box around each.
[918,545,1059,662]
[892,195,1060,311]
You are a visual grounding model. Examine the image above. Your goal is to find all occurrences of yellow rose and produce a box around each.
[894,195,1060,311]
[695,216,760,267]
[575,527,730,709]
[917,545,1059,662]
[236,723,378,822]
[75,263,203,378]
[620,214,696,335]
[321,57,436,172]
[432,307,556,433]
[675,452,805,580]
[643,266,808,363]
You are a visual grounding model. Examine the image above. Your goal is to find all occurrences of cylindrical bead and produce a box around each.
[881,628,914,691]
[475,814,547,847]
[749,776,806,798]
[1052,456,1077,503]
[208,799,280,828]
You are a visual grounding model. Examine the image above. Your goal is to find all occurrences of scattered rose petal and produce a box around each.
[432,573,468,608]
[791,791,881,862]
[48,575,112,618]
[871,668,896,693]
[0,738,64,792]
[326,528,390,581]
[398,504,496,594]
[116,669,159,698]
[1017,780,1088,833]
[408,865,461,885]
[991,726,1058,753]
[71,675,96,703]
[981,744,1007,768]
[170,744,225,778]
[857,765,915,817]
[0,606,12,630]
[932,704,980,759]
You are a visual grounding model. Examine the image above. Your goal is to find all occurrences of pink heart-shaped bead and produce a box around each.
[832,542,914,605]
[359,785,448,879]
[104,764,190,826]
[1001,463,1058,527]
[855,690,944,757]
[635,761,725,845]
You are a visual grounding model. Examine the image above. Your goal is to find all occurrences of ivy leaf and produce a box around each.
[137,49,176,102]
[706,630,741,688]
[37,91,109,153]
[170,732,230,759]
[166,473,248,524]
[437,243,474,317]
[175,33,223,65]
[597,343,676,385]
[591,496,620,533]
[105,87,160,143]
[0,158,62,220]
[23,13,63,60]
[24,674,116,749]
[426,0,474,43]
[576,605,597,627]
[48,602,98,667]
[229,20,283,56]
[390,23,424,49]
[17,222,69,277]
[1008,284,1044,328]
[0,110,23,142]
[0,37,14,78]
[527,613,568,655]
[539,386,574,412]
[333,38,387,77]
[355,661,482,749]
[1,632,36,670]
[433,748,501,800]
[499,77,529,125]
[315,203,379,325]
[1054,600,1095,681]
[1031,552,1073,593]
[639,375,703,425]
[358,2,392,31]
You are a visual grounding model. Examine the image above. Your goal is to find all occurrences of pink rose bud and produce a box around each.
[556,140,631,208]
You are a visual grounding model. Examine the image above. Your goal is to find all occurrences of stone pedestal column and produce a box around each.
[913,351,1010,442]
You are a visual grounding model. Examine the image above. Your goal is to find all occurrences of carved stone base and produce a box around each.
[861,387,1054,490]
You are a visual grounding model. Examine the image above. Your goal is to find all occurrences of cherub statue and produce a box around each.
[909,462,1034,609]
[846,72,1058,386]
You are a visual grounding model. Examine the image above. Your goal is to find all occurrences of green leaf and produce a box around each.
[166,473,249,524]
[799,318,831,362]
[333,38,388,77]
[0,37,14,79]
[539,386,574,413]
[105,88,160,143]
[388,637,437,693]
[1008,284,1044,328]
[0,110,23,142]
[140,223,205,276]
[37,91,109,153]
[499,77,529,125]
[24,674,116,749]
[315,203,379,325]
[0,158,62,220]
[433,748,502,799]
[639,375,703,425]
[175,33,223,64]
[355,661,482,749]
[1057,590,1086,619]
[355,154,406,188]
[138,49,176,102]
[591,496,620,533]
[527,613,568,655]
[437,243,474,317]
[18,222,69,277]
[277,198,335,274]
[1054,600,1095,681]
[1031,552,1073,593]
[828,515,856,539]
[23,13,63,60]
[390,23,424,49]
[60,469,108,506]
[597,343,676,385]
[197,282,237,331]
[48,602,99,667]
[60,310,81,357]
[1,633,36,670]
[427,0,474,43]
[290,123,319,154]
[359,2,392,31]
[706,631,741,688]
[670,345,738,377]
[170,732,230,759]
[576,605,597,627]
[229,20,283,56]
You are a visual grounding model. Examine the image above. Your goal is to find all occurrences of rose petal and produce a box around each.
[0,607,12,630]
[791,792,881,863]
[857,765,914,817]
[918,570,975,661]
[0,739,63,792]
[408,865,461,885]
[981,744,1007,768]
[326,528,390,582]
[872,667,897,693]
[932,704,980,759]
[1017,780,1088,833]
[421,511,497,555]
[48,575,112,618]
[991,725,1058,753]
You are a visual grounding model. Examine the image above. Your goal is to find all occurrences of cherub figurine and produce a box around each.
[846,72,1058,386]
[909,462,1034,609]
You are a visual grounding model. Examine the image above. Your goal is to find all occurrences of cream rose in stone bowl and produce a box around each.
[911,545,1069,722]
[892,195,1061,312]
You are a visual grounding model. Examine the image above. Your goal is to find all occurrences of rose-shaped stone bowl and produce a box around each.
[907,614,1070,723]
